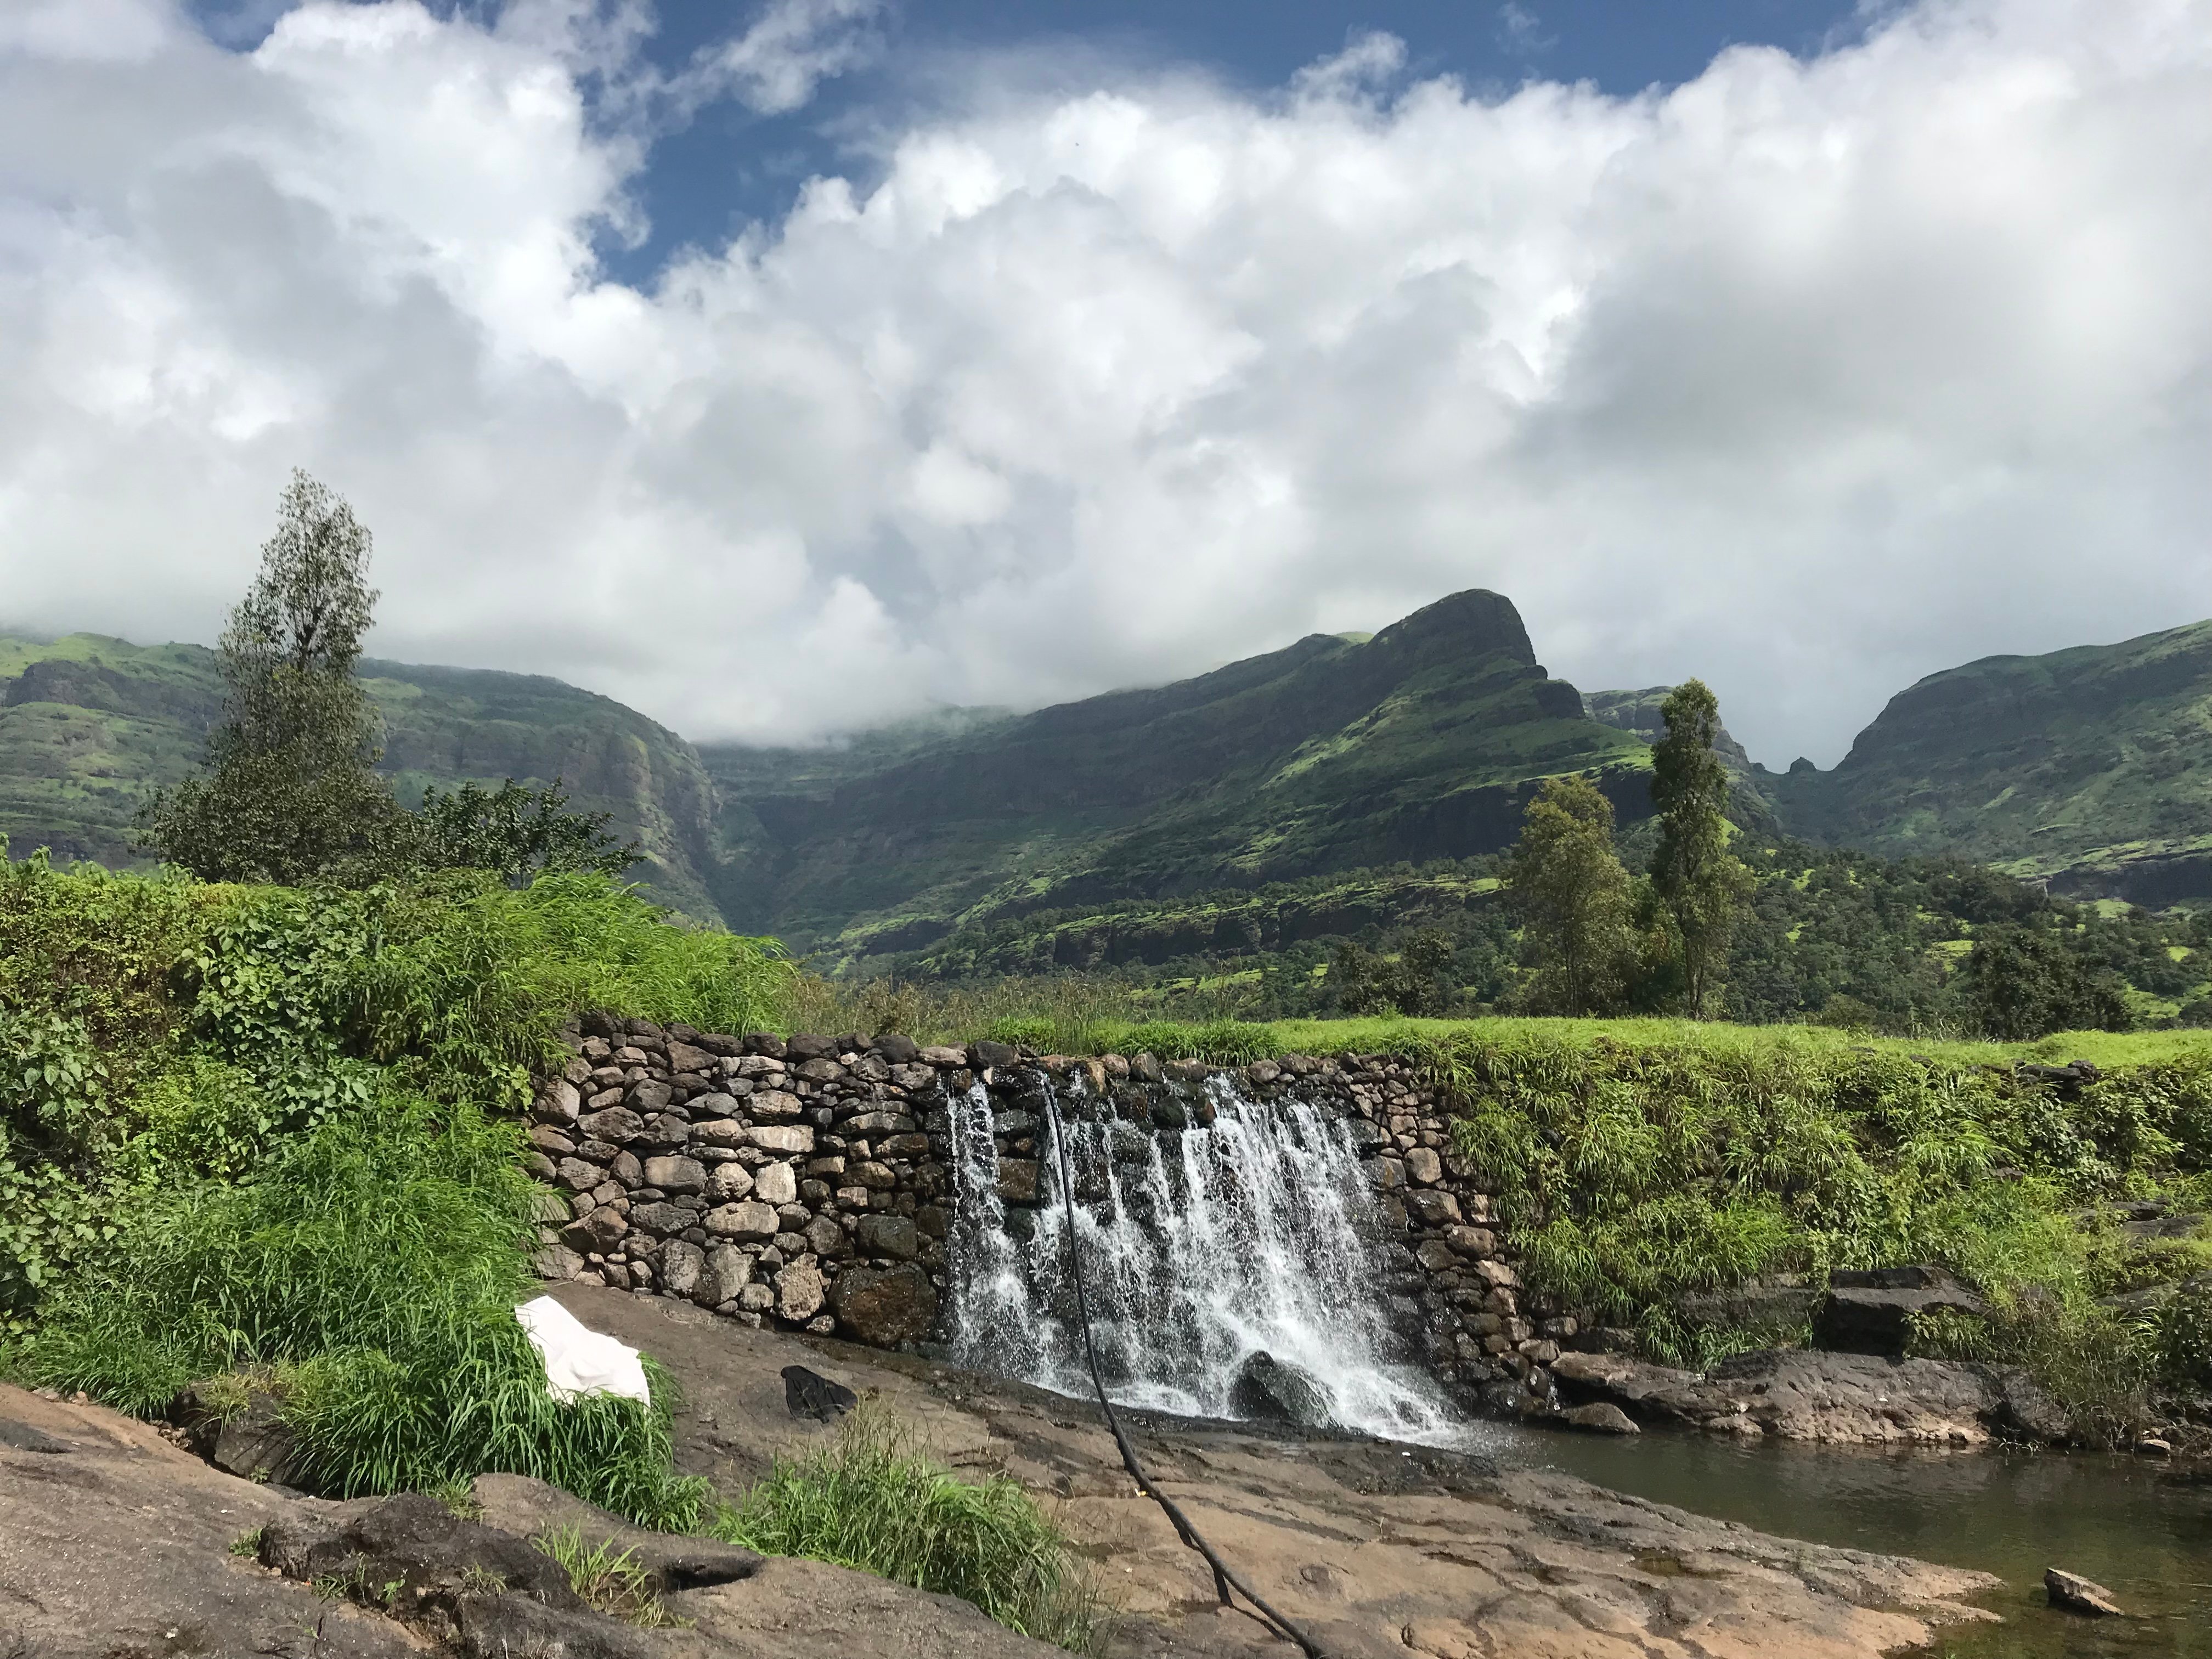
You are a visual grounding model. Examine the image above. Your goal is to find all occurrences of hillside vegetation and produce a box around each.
[1762,617,2212,905]
[0,631,726,917]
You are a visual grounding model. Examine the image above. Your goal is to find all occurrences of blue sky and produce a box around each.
[8,0,2209,759]
[189,0,1877,281]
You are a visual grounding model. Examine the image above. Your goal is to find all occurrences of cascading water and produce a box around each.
[946,1071,1464,1444]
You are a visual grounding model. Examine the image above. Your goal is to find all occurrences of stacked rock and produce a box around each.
[526,1017,963,1349]
[1255,1052,1577,1414]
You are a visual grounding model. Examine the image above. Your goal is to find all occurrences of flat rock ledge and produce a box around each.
[1550,1347,2072,1446]
[0,1293,2006,1659]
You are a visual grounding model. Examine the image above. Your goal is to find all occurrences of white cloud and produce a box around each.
[1,0,2210,765]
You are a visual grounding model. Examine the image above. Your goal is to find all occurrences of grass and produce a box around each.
[712,1411,1105,1654]
[532,1523,682,1627]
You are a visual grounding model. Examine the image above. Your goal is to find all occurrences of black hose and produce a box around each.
[1037,1079,1331,1659]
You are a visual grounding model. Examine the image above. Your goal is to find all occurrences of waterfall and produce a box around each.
[945,1072,1463,1444]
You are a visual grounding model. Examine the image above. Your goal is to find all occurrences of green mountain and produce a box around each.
[0,632,726,918]
[702,590,1647,964]
[1760,619,2212,905]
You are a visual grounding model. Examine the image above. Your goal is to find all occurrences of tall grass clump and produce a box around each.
[713,1412,1103,1653]
[22,1090,707,1527]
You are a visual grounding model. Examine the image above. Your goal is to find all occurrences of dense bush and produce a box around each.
[0,850,788,1522]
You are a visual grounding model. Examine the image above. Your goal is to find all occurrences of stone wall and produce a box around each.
[525,1020,1568,1412]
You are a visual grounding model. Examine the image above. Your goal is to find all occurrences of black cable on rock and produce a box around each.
[1038,1082,1330,1659]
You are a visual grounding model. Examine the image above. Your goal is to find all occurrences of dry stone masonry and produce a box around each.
[524,1020,1566,1412]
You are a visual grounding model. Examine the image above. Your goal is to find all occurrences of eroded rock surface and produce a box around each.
[556,1284,2001,1659]
[1550,1347,2069,1446]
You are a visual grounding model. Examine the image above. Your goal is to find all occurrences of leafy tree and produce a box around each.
[142,471,405,882]
[1505,776,1633,1016]
[1962,924,2133,1039]
[1329,928,1457,1017]
[1648,679,1751,1018]
[412,778,639,885]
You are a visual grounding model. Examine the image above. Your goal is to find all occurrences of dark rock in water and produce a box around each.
[1149,1097,1189,1131]
[2045,1567,2124,1616]
[833,1262,940,1347]
[1816,1265,1987,1355]
[782,1365,859,1421]
[1228,1351,1334,1427]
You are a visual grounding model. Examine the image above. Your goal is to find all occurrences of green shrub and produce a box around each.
[22,1091,705,1528]
[714,1412,1102,1652]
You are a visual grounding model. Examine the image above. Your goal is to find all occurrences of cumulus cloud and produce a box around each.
[2,0,2209,763]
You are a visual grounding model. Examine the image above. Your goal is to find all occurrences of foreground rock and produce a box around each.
[0,1291,2007,1659]
[561,1284,2001,1658]
[1550,1346,2070,1446]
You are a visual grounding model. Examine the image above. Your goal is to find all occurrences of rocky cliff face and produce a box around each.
[704,589,1646,963]
[1760,617,2212,902]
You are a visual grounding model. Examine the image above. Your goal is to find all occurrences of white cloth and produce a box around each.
[514,1295,652,1406]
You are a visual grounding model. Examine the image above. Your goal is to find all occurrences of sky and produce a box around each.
[2,0,2209,766]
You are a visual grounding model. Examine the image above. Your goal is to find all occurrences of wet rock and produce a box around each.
[2045,1567,2124,1616]
[995,1158,1040,1205]
[969,1040,1019,1071]
[832,1262,939,1347]
[1228,1350,1333,1428]
[1562,1402,1640,1435]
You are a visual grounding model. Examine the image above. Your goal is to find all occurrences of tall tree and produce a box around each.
[1506,776,1633,1016]
[1648,678,1751,1019]
[143,471,404,882]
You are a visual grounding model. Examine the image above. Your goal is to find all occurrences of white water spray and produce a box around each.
[945,1073,1463,1444]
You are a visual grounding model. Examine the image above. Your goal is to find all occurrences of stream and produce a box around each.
[1495,1422,2212,1656]
[944,1073,2212,1655]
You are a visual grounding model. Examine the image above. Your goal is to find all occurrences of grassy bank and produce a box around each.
[0,852,786,1522]
[0,850,1101,1646]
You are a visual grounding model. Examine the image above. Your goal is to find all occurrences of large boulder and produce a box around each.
[1227,1351,1334,1429]
[832,1263,939,1347]
[1816,1266,1987,1356]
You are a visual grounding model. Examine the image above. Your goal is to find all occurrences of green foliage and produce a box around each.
[1961,924,2134,1040]
[532,1524,682,1627]
[1328,929,1457,1018]
[1425,1023,2212,1420]
[410,778,639,885]
[22,1092,707,1527]
[1507,777,1633,1016]
[713,1411,1103,1652]
[1648,680,1751,1018]
[143,471,407,884]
